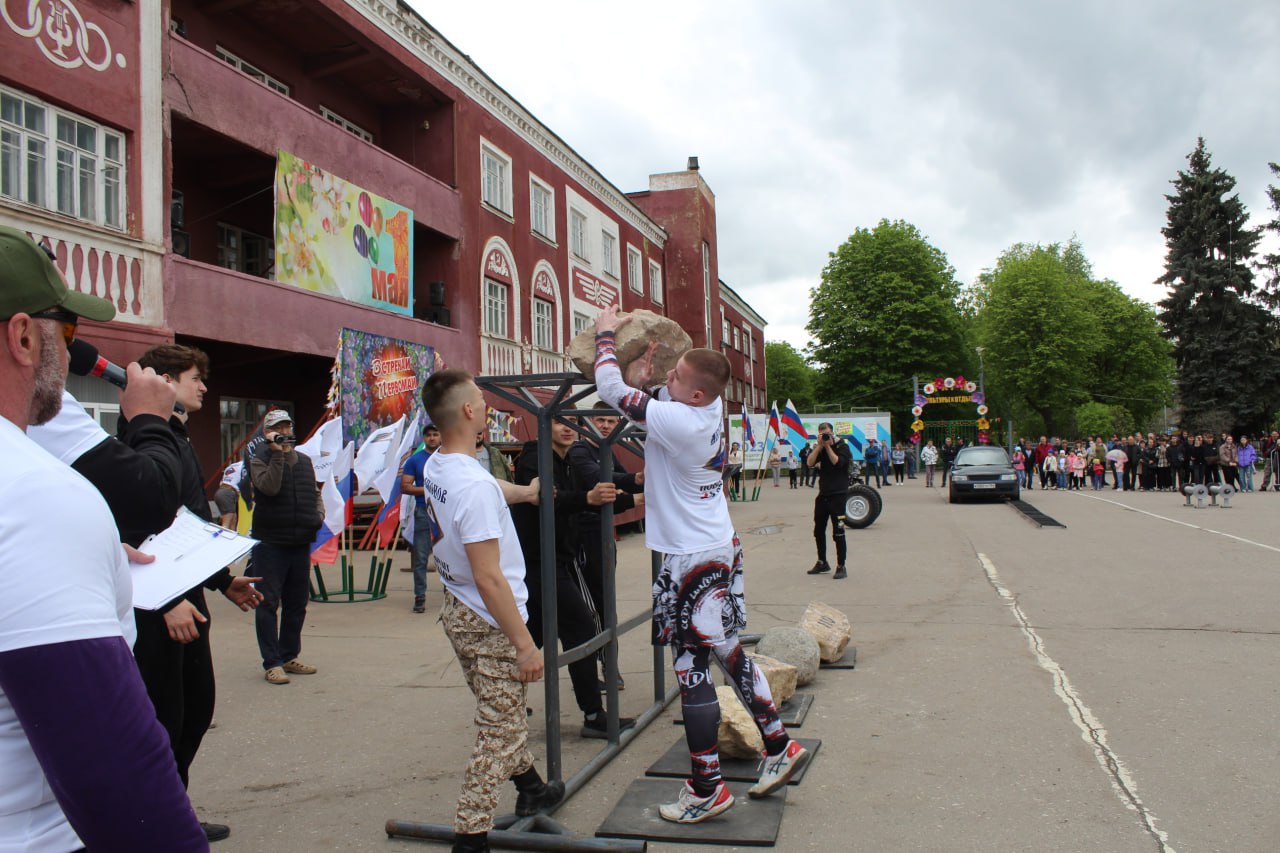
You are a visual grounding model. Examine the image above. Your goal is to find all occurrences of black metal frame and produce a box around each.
[386,372,676,851]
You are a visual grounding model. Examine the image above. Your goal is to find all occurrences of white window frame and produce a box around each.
[569,208,589,261]
[722,316,731,347]
[480,139,513,216]
[573,311,592,338]
[484,278,510,338]
[215,46,290,95]
[529,175,554,241]
[626,245,642,294]
[319,105,373,143]
[733,327,741,351]
[533,298,555,350]
[601,229,618,278]
[649,260,663,304]
[1,86,125,230]
[742,323,751,358]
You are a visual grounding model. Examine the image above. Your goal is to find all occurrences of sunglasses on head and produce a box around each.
[29,308,77,344]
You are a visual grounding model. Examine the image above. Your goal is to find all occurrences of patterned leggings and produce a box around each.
[673,638,788,794]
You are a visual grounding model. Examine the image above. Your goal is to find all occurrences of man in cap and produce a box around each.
[249,409,324,684]
[0,226,207,849]
[400,420,443,613]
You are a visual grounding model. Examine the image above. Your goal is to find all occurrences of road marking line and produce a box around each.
[978,553,1175,853]
[1074,493,1280,553]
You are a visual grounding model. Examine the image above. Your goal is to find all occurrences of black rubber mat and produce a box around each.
[820,646,857,669]
[1009,499,1066,528]
[676,692,813,728]
[596,778,788,846]
[645,736,821,784]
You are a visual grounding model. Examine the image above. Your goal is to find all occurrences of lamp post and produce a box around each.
[974,346,985,392]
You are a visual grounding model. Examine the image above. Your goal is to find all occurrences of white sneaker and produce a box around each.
[749,740,811,798]
[658,780,735,823]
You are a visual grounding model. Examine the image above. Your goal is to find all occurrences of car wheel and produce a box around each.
[843,484,882,529]
[1012,486,1020,502]
[948,486,960,504]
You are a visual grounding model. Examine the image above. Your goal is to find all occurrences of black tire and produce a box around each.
[948,486,960,504]
[843,484,882,528]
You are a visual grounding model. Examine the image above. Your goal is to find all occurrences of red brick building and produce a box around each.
[1,0,766,477]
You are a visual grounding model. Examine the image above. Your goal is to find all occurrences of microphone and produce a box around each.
[68,339,127,389]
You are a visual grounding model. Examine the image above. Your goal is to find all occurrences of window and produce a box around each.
[220,397,291,462]
[530,177,554,240]
[649,260,663,304]
[722,317,730,347]
[480,142,512,214]
[601,230,618,277]
[1,87,124,229]
[573,311,592,338]
[319,106,373,143]
[533,298,554,350]
[627,246,642,294]
[484,279,509,337]
[733,327,741,350]
[216,222,273,278]
[742,323,751,358]
[215,47,290,94]
[569,209,588,260]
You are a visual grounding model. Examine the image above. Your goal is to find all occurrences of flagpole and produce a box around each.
[751,407,780,501]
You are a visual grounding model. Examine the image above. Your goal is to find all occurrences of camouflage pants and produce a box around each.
[441,591,534,834]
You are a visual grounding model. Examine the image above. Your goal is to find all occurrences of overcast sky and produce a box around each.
[411,1,1280,352]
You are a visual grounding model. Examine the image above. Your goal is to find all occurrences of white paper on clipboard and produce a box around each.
[131,507,258,610]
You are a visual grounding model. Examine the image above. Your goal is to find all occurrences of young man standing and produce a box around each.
[420,369,561,853]
[806,422,852,579]
[400,421,443,613]
[593,306,808,824]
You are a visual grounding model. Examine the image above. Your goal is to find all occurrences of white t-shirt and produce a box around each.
[0,416,134,853]
[25,390,109,465]
[421,451,527,628]
[639,392,734,555]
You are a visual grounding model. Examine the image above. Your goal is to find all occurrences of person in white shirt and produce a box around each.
[0,225,206,850]
[419,369,558,853]
[593,306,810,825]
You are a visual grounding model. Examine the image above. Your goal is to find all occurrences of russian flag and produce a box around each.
[312,441,355,565]
[374,415,422,547]
[767,402,782,441]
[742,405,756,448]
[783,399,810,447]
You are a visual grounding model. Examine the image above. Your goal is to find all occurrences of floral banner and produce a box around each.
[274,150,414,316]
[337,328,435,447]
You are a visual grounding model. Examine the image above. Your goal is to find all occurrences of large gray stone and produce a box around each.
[798,601,852,663]
[716,685,764,758]
[567,309,692,382]
[755,627,821,687]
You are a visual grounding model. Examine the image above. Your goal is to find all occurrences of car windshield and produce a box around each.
[955,448,1010,467]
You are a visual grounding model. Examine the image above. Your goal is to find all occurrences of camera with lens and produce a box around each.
[269,432,297,446]
[820,432,833,443]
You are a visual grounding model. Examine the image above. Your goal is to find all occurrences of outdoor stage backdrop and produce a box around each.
[274,150,414,316]
[336,328,435,447]
[729,412,892,466]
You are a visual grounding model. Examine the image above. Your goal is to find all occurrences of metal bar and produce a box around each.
[383,820,647,852]
[536,392,562,783]
[597,432,621,742]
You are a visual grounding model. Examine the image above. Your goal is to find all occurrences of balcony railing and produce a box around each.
[0,209,158,325]
[482,336,520,377]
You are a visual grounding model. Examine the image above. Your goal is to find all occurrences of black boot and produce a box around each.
[512,767,566,817]
[452,832,489,853]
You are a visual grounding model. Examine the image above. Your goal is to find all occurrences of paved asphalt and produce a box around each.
[193,476,1280,852]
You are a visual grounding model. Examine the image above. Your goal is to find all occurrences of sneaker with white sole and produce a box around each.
[658,780,735,824]
[748,740,811,798]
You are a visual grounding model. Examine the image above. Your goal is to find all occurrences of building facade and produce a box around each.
[2,0,766,479]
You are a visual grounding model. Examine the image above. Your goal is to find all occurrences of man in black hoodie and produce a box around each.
[127,343,262,844]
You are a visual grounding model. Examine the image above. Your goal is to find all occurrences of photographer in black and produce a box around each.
[805,423,852,580]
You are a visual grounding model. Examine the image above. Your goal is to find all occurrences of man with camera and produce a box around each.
[248,409,324,685]
[806,423,852,580]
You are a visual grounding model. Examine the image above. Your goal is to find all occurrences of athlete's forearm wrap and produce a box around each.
[594,330,651,422]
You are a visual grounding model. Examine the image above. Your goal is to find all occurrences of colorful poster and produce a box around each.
[728,411,891,466]
[337,328,435,447]
[274,151,414,315]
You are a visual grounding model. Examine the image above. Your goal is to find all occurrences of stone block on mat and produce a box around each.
[567,308,691,381]
[750,653,797,705]
[755,626,820,686]
[799,600,852,662]
[718,685,763,758]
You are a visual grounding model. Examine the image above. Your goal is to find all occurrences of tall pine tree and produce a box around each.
[1155,139,1280,432]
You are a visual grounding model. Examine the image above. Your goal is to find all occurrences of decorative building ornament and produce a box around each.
[2,0,126,71]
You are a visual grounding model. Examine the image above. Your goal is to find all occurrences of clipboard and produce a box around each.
[131,508,259,610]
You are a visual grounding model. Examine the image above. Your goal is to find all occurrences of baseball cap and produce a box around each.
[0,226,115,322]
[263,409,292,427]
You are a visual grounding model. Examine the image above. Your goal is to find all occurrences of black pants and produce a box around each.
[526,557,604,716]
[253,542,312,670]
[892,463,905,483]
[133,590,215,788]
[813,493,847,567]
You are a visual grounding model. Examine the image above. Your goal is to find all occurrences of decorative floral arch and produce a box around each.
[911,375,990,444]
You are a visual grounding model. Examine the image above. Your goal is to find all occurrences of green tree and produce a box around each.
[1155,139,1280,433]
[764,341,817,411]
[1077,278,1175,429]
[1075,401,1134,438]
[807,220,969,417]
[1261,161,1280,305]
